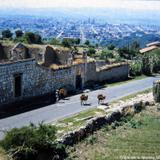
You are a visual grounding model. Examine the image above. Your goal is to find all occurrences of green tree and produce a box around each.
[15,30,24,38]
[62,38,72,48]
[131,41,140,52]
[100,49,114,60]
[49,38,61,45]
[2,29,13,39]
[118,45,137,60]
[88,47,96,57]
[34,34,42,44]
[85,40,90,46]
[107,44,115,50]
[74,38,81,45]
[130,59,142,76]
[24,32,42,44]
[142,54,153,75]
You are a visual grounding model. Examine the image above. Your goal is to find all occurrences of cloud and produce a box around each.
[0,0,159,10]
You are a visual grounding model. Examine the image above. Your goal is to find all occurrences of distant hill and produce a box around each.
[101,32,160,48]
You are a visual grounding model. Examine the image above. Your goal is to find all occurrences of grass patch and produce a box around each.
[106,75,148,87]
[68,105,160,160]
[55,108,106,137]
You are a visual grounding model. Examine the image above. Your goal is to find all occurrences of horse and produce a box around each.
[59,88,67,100]
[97,94,106,104]
[80,94,88,105]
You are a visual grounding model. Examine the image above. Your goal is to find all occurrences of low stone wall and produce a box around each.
[58,99,154,146]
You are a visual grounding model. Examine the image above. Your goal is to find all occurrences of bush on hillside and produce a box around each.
[0,123,67,160]
[87,47,96,57]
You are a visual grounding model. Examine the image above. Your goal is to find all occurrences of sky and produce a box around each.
[0,0,160,10]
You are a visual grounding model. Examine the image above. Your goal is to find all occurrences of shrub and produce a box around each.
[128,119,143,129]
[49,38,61,45]
[142,54,153,75]
[86,135,97,145]
[15,30,24,38]
[99,49,114,60]
[84,40,90,46]
[130,60,142,76]
[107,44,115,50]
[88,48,96,57]
[2,29,13,39]
[0,123,67,160]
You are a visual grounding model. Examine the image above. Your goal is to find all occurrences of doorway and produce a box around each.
[14,74,22,97]
[76,75,82,90]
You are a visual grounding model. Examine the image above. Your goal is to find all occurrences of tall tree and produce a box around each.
[85,40,90,46]
[2,29,13,39]
[15,30,24,38]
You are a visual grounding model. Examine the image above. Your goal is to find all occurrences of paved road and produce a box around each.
[0,76,159,139]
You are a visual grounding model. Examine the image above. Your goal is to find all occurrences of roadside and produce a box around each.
[53,88,153,138]
[0,75,159,140]
[106,75,148,87]
[0,88,157,160]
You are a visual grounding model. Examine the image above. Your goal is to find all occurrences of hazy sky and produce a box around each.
[0,0,159,10]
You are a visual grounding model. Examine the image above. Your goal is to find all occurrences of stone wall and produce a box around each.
[0,59,77,106]
[96,63,129,82]
[44,46,73,66]
[85,62,97,82]
[85,62,129,83]
[0,57,129,106]
[59,99,153,146]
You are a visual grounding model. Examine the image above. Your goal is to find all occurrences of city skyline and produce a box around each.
[0,0,159,11]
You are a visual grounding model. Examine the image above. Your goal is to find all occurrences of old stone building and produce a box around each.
[0,43,129,107]
[10,43,30,61]
[44,46,73,67]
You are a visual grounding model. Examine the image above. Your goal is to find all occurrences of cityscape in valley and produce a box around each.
[0,1,160,160]
[1,9,160,47]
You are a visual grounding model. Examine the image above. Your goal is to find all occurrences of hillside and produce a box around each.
[68,104,160,159]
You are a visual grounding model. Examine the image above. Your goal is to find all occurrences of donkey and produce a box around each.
[97,94,106,104]
[80,94,88,105]
[59,88,67,100]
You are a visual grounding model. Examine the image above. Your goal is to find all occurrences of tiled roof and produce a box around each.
[139,46,158,54]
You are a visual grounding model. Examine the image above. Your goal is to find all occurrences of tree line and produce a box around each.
[1,29,42,44]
